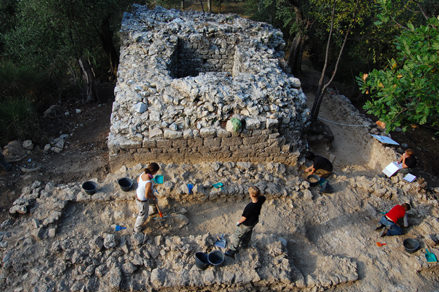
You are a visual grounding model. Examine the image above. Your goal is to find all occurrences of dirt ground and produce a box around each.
[0,101,112,221]
[1,66,439,291]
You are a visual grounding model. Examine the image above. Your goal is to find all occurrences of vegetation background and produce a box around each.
[0,0,438,144]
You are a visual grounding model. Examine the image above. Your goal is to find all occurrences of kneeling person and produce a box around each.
[376,203,410,237]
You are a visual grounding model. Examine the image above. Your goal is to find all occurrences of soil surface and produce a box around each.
[1,66,439,291]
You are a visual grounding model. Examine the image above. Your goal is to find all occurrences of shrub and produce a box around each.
[0,97,41,145]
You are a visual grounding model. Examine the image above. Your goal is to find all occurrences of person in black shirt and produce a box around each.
[398,148,417,175]
[225,186,266,258]
[304,151,333,178]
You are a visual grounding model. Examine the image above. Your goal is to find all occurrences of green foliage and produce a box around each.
[4,0,134,80]
[0,97,41,145]
[0,60,59,110]
[0,0,17,49]
[358,17,439,132]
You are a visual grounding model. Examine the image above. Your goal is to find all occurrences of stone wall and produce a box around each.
[108,5,309,170]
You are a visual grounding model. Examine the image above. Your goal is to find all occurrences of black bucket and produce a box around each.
[208,250,224,266]
[403,238,420,253]
[82,181,97,195]
[307,175,320,187]
[195,252,210,270]
[118,177,133,192]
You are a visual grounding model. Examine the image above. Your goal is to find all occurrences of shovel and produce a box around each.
[425,246,438,263]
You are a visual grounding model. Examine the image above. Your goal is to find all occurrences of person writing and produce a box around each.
[134,162,160,233]
[376,203,411,237]
[397,149,416,174]
[225,186,266,258]
[304,151,333,178]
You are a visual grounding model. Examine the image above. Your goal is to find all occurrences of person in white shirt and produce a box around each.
[134,162,159,233]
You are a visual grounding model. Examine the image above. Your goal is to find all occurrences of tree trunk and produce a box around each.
[207,0,212,12]
[181,0,185,10]
[311,0,357,121]
[78,58,97,103]
[99,16,119,80]
[199,0,205,12]
[287,33,305,75]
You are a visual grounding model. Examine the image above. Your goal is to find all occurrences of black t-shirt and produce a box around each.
[313,155,333,172]
[242,196,266,226]
[405,155,417,168]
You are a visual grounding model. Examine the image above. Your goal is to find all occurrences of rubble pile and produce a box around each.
[108,5,309,170]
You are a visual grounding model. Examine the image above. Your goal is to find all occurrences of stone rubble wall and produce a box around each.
[109,5,308,170]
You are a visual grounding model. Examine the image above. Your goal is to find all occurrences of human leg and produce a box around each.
[386,224,403,236]
[134,200,149,232]
[227,225,253,253]
[240,227,254,248]
[379,216,394,228]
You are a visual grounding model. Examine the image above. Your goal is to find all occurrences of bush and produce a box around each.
[0,97,41,145]
[0,60,59,109]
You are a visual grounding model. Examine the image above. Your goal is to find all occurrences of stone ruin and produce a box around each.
[108,5,309,170]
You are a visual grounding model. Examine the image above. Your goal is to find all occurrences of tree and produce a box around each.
[309,0,368,121]
[4,0,134,102]
[358,16,439,132]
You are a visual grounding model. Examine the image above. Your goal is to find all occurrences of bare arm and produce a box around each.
[237,216,247,225]
[305,165,315,174]
[144,182,156,200]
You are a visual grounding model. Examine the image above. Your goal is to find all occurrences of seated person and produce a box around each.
[304,151,333,178]
[376,203,410,237]
[397,148,416,174]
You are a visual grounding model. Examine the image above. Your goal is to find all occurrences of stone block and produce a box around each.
[245,118,261,130]
[203,138,221,148]
[164,129,183,139]
[221,137,242,147]
[172,139,188,148]
[142,140,157,148]
[199,127,216,138]
[188,138,203,147]
[267,118,279,129]
[149,128,163,139]
[156,140,172,148]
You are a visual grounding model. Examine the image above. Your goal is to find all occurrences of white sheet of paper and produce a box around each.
[371,134,400,145]
[382,162,402,177]
[403,173,416,182]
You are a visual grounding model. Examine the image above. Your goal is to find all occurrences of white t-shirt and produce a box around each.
[136,174,154,201]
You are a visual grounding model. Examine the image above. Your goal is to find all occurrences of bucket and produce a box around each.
[403,238,420,253]
[208,250,224,266]
[307,175,320,187]
[118,177,133,192]
[82,181,97,195]
[195,252,210,270]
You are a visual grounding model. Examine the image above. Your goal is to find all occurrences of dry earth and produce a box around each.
[1,73,439,291]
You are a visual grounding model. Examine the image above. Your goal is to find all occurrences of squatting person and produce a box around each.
[304,151,333,178]
[376,203,411,237]
[134,162,160,233]
[225,186,266,258]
